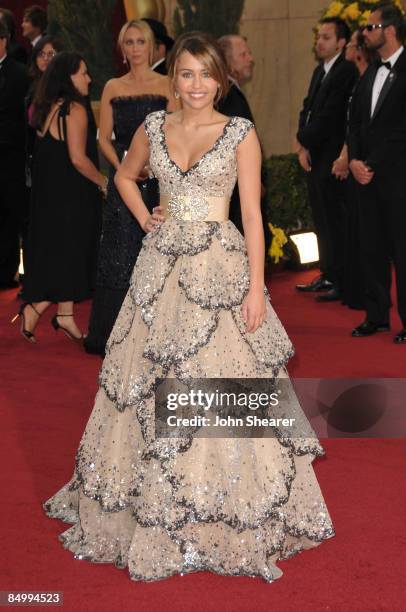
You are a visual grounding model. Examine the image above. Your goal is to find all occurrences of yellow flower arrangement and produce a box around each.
[342,2,361,21]
[359,9,372,24]
[325,1,345,17]
[321,0,405,30]
[268,224,288,264]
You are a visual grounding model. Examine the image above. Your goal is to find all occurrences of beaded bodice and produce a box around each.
[144,110,254,198]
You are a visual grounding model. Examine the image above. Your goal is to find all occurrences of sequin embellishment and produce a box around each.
[43,110,335,585]
[167,196,210,221]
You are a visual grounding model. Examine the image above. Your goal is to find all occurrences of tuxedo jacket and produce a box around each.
[152,58,167,75]
[348,49,406,181]
[298,54,358,163]
[0,56,29,152]
[217,82,256,234]
[8,41,28,65]
[218,82,254,122]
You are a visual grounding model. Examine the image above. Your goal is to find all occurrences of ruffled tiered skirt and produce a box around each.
[44,220,335,583]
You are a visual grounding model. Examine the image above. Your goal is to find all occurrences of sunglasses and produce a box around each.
[363,23,386,32]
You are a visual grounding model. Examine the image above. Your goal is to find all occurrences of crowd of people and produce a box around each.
[2,2,405,348]
[295,2,406,344]
[1,0,405,588]
[0,5,258,353]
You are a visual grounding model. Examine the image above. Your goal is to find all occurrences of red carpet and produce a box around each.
[1,269,405,612]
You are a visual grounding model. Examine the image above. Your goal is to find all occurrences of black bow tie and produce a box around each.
[378,60,392,71]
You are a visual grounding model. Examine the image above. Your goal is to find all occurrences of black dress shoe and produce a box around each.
[296,276,333,292]
[351,321,390,337]
[315,287,341,302]
[394,329,406,344]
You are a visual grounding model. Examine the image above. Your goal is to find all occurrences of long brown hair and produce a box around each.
[32,51,86,130]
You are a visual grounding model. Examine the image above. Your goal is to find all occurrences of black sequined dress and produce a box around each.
[84,95,168,355]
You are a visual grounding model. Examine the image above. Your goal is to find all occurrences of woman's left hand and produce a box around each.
[242,287,266,334]
[143,206,165,233]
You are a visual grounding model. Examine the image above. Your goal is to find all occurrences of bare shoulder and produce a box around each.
[131,121,150,148]
[68,101,87,119]
[103,78,123,97]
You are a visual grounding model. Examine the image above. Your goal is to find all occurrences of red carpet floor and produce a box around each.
[1,268,405,612]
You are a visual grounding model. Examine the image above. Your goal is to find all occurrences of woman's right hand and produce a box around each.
[142,206,165,233]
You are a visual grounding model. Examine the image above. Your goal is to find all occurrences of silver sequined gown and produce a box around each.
[44,110,335,583]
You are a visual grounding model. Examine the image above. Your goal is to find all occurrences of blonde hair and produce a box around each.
[117,19,155,66]
[167,31,230,103]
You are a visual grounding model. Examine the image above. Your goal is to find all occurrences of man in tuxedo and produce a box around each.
[348,3,406,343]
[295,18,357,301]
[217,35,255,234]
[0,21,29,289]
[142,18,174,75]
[0,8,27,64]
[21,5,47,51]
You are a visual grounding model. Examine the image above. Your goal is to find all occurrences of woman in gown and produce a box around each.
[84,20,178,356]
[44,33,334,583]
[17,52,105,343]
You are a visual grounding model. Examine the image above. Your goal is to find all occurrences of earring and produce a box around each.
[174,91,180,99]
[123,57,127,65]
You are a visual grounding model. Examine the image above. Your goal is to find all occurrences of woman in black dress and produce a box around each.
[26,36,64,170]
[14,52,106,343]
[21,37,63,283]
[84,20,178,356]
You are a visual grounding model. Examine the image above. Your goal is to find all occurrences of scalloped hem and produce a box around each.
[43,501,335,585]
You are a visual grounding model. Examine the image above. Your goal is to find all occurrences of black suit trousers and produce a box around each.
[306,157,345,284]
[0,148,28,284]
[359,178,406,326]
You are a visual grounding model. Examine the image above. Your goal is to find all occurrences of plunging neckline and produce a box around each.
[160,111,234,175]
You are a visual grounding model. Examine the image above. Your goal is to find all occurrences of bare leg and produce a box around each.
[56,301,83,339]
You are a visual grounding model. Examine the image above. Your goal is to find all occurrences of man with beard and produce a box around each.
[295,18,357,301]
[348,3,406,343]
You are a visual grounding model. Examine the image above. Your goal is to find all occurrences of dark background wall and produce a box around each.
[1,0,126,71]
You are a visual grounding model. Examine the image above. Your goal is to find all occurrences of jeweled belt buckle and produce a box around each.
[167,196,210,221]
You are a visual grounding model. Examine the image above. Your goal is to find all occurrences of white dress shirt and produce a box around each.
[371,46,404,117]
[151,57,165,71]
[31,34,42,48]
[323,52,342,77]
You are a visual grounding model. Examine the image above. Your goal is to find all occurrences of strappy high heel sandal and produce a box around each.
[51,313,84,346]
[11,302,41,344]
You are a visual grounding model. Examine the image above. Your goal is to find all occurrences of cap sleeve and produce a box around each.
[235,117,255,145]
[144,110,165,142]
